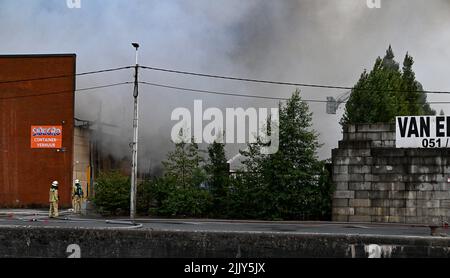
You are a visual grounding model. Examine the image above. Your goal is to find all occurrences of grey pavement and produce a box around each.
[0,209,449,237]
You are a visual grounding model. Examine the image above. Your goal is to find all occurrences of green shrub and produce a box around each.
[148,177,213,218]
[93,171,130,215]
[137,179,154,214]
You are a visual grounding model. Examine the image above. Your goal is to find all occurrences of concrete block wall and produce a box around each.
[332,124,450,225]
[1,227,449,258]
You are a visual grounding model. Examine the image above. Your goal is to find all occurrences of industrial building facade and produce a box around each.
[0,54,76,207]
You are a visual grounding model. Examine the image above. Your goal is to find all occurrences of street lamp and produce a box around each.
[130,42,140,221]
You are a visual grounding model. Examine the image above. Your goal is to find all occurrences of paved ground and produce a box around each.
[0,209,449,237]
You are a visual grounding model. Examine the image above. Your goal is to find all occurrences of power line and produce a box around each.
[140,81,292,101]
[76,82,132,92]
[2,63,450,95]
[139,81,450,105]
[3,77,450,105]
[140,66,350,90]
[140,65,450,95]
[0,82,132,101]
[0,66,133,85]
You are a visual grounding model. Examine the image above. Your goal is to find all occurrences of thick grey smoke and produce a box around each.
[1,0,450,174]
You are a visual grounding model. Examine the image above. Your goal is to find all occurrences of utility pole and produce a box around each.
[130,42,140,221]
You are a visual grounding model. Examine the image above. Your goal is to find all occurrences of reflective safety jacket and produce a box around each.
[49,188,59,202]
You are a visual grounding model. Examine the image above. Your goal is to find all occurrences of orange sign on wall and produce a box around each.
[31,126,63,149]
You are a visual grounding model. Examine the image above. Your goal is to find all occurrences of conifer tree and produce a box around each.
[239,90,331,220]
[342,46,435,125]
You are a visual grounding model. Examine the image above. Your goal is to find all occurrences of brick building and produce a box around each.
[0,54,77,207]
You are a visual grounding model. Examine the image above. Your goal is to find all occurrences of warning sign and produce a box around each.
[396,116,450,148]
[31,126,63,149]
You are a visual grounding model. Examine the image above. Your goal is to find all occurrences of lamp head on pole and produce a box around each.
[132,43,140,50]
[132,42,140,65]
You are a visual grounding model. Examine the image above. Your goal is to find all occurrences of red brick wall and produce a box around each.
[0,55,76,207]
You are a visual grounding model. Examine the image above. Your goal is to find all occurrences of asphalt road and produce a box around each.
[0,209,449,237]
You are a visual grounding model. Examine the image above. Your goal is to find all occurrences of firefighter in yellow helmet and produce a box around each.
[72,179,83,214]
[49,181,59,218]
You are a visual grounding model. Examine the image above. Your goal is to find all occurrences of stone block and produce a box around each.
[440,200,450,208]
[409,165,443,175]
[356,132,382,141]
[417,200,440,208]
[371,148,406,157]
[388,216,405,223]
[406,149,450,157]
[433,183,448,191]
[382,140,395,147]
[389,199,406,208]
[405,183,434,191]
[349,182,371,191]
[334,174,350,182]
[369,191,389,199]
[389,208,406,216]
[333,165,348,174]
[334,182,348,191]
[332,207,355,216]
[333,191,354,199]
[373,156,407,166]
[408,174,443,183]
[355,208,371,216]
[372,165,404,174]
[409,157,442,166]
[371,207,389,216]
[371,174,404,182]
[349,174,365,182]
[355,191,370,199]
[346,156,373,166]
[389,191,407,199]
[417,191,450,200]
[339,140,372,149]
[419,208,446,217]
[349,215,371,222]
[364,174,374,182]
[372,182,405,191]
[405,216,422,224]
[348,165,371,174]
[342,133,356,140]
[333,157,350,165]
[406,200,417,208]
[349,149,371,157]
[332,149,349,157]
[371,140,383,147]
[405,208,417,217]
[371,199,390,207]
[355,123,394,133]
[333,199,349,207]
[344,125,356,133]
[405,191,417,200]
[381,132,396,141]
[363,157,373,165]
[371,216,390,223]
[349,199,371,207]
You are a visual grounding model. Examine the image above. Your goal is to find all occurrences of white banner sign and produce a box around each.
[396,116,450,148]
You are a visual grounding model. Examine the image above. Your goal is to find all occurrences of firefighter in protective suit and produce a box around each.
[49,181,59,218]
[72,179,83,214]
